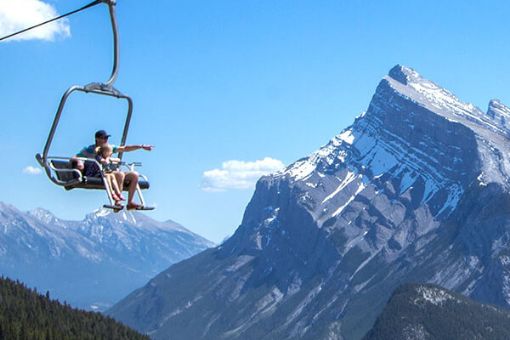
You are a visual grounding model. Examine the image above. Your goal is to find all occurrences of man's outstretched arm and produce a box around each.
[117,144,154,152]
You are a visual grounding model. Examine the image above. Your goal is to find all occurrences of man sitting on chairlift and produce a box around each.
[73,130,153,210]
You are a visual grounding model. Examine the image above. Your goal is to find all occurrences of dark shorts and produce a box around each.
[83,161,101,178]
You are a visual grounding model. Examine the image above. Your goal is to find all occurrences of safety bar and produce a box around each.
[36,154,76,186]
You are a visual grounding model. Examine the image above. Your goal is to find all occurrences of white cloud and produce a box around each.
[202,157,285,192]
[23,165,42,175]
[0,0,70,42]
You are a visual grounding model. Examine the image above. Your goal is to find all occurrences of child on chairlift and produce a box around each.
[95,144,125,206]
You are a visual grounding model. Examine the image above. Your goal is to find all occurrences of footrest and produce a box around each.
[137,206,155,211]
[103,204,124,212]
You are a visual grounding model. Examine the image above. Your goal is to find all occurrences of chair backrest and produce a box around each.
[50,160,80,183]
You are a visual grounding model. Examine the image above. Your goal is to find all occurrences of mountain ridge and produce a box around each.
[0,201,214,311]
[110,65,510,340]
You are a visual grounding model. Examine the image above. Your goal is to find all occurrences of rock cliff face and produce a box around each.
[109,65,510,340]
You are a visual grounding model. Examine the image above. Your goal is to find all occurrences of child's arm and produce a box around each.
[96,155,109,165]
[110,157,121,164]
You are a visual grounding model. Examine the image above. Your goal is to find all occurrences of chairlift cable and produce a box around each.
[0,0,102,42]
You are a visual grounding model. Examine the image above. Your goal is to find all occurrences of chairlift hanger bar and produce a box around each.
[36,0,131,187]
[38,0,127,166]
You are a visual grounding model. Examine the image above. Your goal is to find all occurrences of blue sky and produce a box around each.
[2,0,510,243]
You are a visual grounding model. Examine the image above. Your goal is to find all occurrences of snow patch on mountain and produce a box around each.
[415,286,458,306]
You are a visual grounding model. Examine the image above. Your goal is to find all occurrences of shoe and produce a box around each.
[127,202,142,210]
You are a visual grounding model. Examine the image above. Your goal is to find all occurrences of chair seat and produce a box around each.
[67,176,150,190]
[51,160,149,191]
[65,176,150,190]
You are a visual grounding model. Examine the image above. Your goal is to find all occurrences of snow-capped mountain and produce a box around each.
[109,65,510,339]
[0,202,213,311]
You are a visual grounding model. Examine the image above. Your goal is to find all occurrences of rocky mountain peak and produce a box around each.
[387,64,420,85]
[109,66,510,340]
[0,202,19,216]
[384,66,510,140]
[487,98,510,129]
[85,208,137,225]
[275,66,488,227]
[28,208,60,225]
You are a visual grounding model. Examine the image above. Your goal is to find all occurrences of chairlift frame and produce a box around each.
[35,0,153,211]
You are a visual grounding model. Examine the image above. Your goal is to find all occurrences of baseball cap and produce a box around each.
[95,130,111,139]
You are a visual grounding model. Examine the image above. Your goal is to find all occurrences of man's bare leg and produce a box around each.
[125,171,139,206]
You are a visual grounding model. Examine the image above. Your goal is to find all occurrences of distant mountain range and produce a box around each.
[364,284,510,340]
[109,65,510,339]
[0,202,213,311]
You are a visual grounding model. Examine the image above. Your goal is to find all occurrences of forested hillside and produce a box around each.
[0,276,148,340]
[364,284,510,340]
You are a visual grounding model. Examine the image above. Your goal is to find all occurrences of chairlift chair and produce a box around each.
[35,0,153,211]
